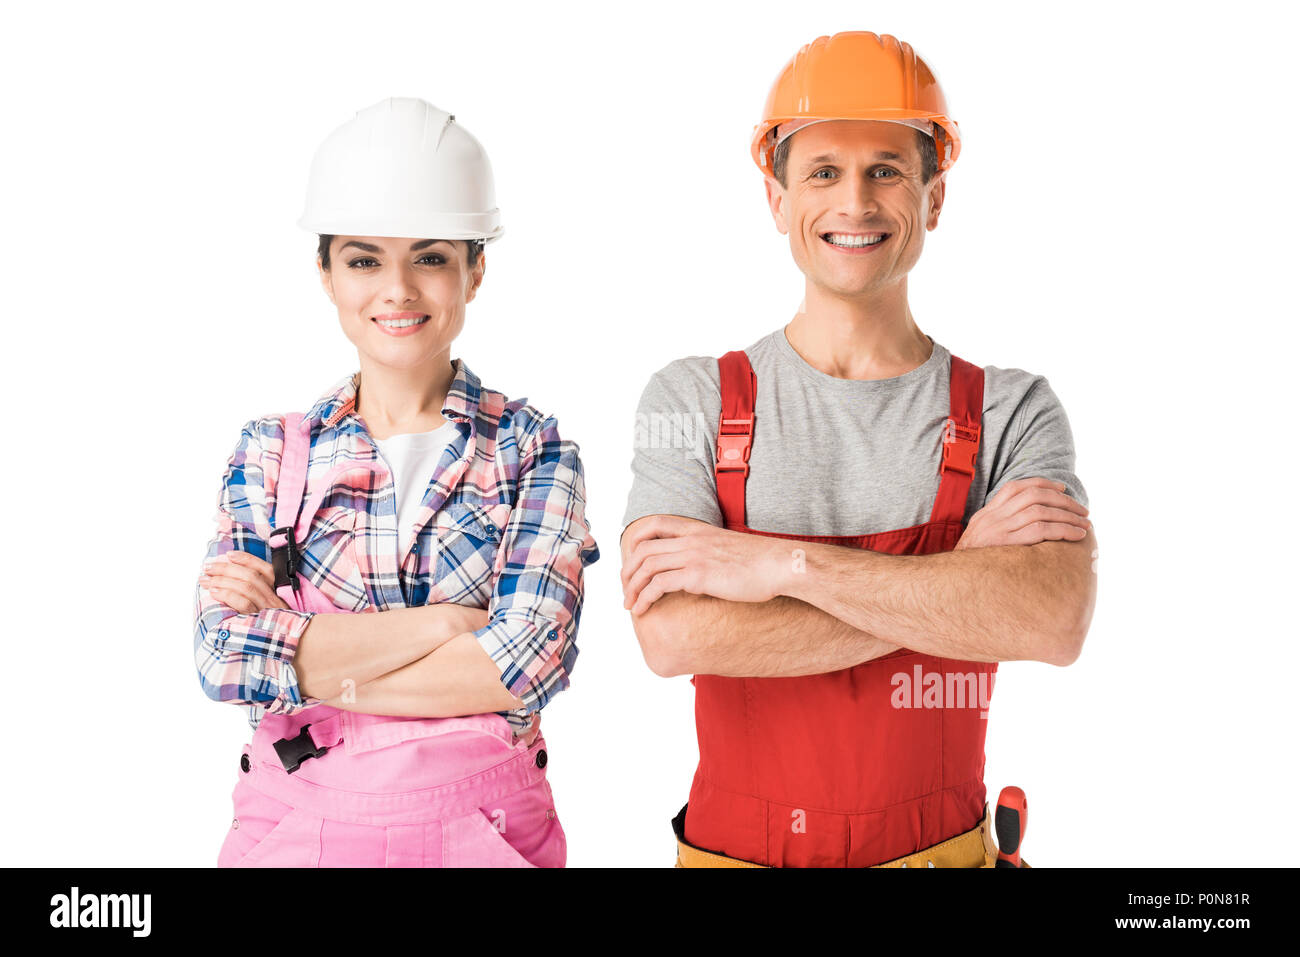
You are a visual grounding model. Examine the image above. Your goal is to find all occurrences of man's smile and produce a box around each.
[820,231,890,252]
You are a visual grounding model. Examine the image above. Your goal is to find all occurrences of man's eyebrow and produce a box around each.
[801,150,907,169]
[338,239,450,253]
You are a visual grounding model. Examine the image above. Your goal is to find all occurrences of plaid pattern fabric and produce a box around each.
[194,358,600,733]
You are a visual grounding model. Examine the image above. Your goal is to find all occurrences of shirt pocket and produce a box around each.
[298,505,367,610]
[431,501,513,607]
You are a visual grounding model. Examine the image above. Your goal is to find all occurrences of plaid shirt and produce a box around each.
[193,358,600,734]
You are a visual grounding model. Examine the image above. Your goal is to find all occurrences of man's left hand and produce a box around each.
[620,514,801,615]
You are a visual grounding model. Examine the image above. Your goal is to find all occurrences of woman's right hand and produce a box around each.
[199,551,290,613]
[954,477,1091,550]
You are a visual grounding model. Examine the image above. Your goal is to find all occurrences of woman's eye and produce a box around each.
[345,254,444,269]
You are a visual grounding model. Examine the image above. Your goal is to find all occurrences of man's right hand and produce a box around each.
[955,477,1090,550]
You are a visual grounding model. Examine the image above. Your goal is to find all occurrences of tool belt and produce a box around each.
[672,803,1030,868]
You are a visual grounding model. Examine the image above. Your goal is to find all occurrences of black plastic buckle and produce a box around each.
[272,723,329,774]
[270,525,301,593]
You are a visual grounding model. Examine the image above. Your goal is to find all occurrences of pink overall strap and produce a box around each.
[927,354,986,525]
[270,412,311,607]
[715,350,757,529]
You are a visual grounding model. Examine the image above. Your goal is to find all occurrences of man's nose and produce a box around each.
[847,173,881,216]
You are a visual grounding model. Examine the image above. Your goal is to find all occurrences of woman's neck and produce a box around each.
[355,356,457,440]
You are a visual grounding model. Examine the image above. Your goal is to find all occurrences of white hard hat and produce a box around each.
[299,97,503,243]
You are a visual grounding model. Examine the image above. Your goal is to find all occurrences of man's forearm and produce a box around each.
[321,631,523,717]
[638,590,901,678]
[785,532,1097,665]
[294,603,483,700]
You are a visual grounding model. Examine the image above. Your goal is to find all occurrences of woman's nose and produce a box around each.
[383,265,421,302]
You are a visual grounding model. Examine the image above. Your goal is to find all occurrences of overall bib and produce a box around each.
[216,412,565,868]
[675,348,999,868]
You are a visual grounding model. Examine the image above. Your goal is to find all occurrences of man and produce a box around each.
[620,32,1097,868]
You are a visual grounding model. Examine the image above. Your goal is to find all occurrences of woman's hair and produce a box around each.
[317,235,484,271]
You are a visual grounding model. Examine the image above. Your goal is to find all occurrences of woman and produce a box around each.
[193,97,599,867]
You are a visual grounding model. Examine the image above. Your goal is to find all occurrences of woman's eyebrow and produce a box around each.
[339,239,448,253]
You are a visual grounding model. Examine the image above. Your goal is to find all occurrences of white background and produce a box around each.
[2,0,1294,867]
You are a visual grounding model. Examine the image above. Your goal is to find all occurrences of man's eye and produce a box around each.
[813,168,836,180]
[873,167,898,178]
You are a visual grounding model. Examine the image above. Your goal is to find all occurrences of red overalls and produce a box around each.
[679,347,996,867]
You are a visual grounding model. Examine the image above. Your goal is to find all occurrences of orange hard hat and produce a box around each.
[751,32,962,178]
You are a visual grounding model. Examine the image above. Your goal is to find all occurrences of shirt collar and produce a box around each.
[306,357,482,431]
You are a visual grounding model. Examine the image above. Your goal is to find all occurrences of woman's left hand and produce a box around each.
[199,551,291,613]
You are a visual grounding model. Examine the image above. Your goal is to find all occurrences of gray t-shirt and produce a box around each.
[622,327,1087,537]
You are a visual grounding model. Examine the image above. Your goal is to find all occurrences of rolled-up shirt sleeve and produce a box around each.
[984,376,1089,510]
[473,414,600,713]
[193,418,320,715]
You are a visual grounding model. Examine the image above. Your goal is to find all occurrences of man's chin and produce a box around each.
[804,274,885,301]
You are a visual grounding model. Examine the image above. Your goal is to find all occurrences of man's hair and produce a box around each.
[317,235,484,271]
[772,124,939,188]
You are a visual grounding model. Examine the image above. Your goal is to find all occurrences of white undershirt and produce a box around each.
[372,421,461,544]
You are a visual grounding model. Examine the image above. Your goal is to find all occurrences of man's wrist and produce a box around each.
[780,538,836,604]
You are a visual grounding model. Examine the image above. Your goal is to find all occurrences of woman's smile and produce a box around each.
[371,311,432,336]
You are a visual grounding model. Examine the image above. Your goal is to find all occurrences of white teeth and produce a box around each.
[824,233,887,247]
[375,316,429,328]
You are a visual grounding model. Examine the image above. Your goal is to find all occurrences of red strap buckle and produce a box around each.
[940,418,981,476]
[716,413,753,475]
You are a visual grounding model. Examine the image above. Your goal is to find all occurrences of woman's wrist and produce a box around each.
[421,601,490,645]
[455,604,491,641]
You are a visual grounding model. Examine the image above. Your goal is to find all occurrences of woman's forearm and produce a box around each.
[322,631,523,718]
[294,603,489,700]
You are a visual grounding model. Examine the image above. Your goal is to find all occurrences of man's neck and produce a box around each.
[785,283,933,381]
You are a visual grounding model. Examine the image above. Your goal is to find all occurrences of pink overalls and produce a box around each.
[216,412,566,868]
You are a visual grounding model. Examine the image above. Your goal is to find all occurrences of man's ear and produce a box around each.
[764,176,789,235]
[925,173,947,231]
[317,257,336,304]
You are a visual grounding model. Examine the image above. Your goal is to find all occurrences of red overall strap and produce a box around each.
[928,354,986,525]
[715,351,757,529]
[715,349,985,529]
